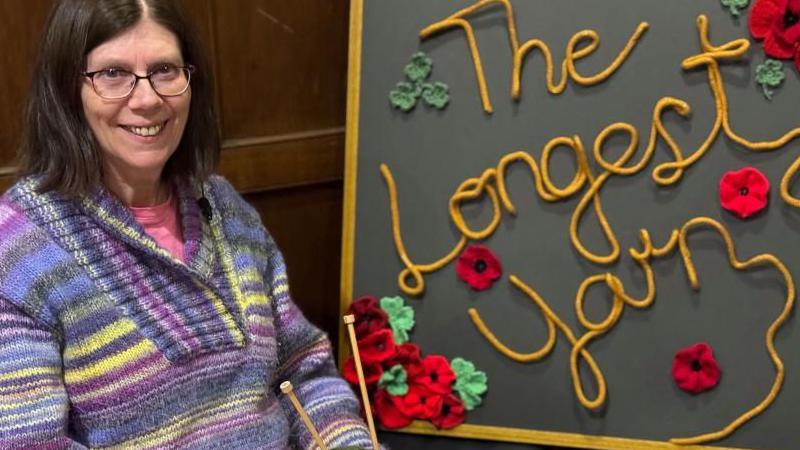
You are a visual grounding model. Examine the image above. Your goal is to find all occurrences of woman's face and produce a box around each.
[81,17,191,183]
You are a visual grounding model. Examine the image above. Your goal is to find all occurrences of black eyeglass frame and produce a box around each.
[81,64,196,99]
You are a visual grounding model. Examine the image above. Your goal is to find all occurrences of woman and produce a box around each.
[0,0,375,448]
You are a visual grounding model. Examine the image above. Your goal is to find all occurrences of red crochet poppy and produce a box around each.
[719,167,770,219]
[672,342,721,394]
[357,329,396,364]
[456,245,502,291]
[392,384,444,419]
[374,388,413,429]
[342,357,383,386]
[412,355,456,394]
[750,0,800,70]
[431,393,466,429]
[347,295,389,338]
[385,342,424,379]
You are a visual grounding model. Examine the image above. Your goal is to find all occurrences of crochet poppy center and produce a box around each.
[784,9,799,28]
[691,359,702,371]
[441,403,451,415]
[430,371,438,382]
[739,186,749,196]
[473,260,487,273]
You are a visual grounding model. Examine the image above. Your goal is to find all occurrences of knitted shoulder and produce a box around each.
[0,188,73,330]
[206,175,266,229]
[0,179,53,241]
[205,175,282,257]
[0,191,37,236]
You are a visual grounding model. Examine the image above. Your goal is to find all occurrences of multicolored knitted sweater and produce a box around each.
[0,175,374,449]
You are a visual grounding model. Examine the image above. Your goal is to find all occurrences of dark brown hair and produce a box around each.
[18,0,219,196]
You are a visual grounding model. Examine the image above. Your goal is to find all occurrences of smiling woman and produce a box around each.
[18,0,217,200]
[0,0,377,449]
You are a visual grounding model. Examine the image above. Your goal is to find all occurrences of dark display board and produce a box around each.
[340,1,800,448]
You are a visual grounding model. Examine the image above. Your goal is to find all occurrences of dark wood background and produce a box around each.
[0,0,348,343]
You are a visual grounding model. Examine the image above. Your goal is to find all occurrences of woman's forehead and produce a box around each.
[87,18,182,67]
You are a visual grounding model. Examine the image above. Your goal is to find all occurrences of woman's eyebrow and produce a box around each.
[85,58,133,70]
[86,56,183,71]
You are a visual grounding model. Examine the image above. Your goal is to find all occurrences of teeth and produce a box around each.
[128,124,163,137]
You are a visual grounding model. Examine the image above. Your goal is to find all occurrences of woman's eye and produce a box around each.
[154,64,176,74]
[100,68,120,78]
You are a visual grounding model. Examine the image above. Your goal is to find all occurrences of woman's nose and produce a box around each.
[127,78,164,110]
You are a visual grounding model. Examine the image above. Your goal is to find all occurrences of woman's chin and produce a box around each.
[104,154,174,180]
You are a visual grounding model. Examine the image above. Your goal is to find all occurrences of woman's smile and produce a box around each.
[121,121,166,138]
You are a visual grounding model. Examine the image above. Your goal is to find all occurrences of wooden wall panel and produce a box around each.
[210,0,349,139]
[0,0,53,166]
[0,174,16,194]
[219,131,343,193]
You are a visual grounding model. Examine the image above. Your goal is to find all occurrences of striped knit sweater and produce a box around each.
[0,175,374,449]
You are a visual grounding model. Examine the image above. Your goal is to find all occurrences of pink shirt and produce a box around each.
[129,192,185,262]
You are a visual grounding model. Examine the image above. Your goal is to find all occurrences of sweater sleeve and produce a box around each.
[265,236,380,450]
[0,298,87,449]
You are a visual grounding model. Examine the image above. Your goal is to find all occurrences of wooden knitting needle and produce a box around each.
[280,381,328,450]
[343,314,380,450]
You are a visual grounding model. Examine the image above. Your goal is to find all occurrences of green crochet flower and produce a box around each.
[451,357,488,411]
[721,0,749,17]
[389,51,449,113]
[378,364,409,396]
[404,51,433,82]
[379,296,414,344]
[421,82,450,109]
[389,82,419,111]
[755,59,784,100]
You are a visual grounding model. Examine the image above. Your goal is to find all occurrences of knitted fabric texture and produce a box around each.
[0,175,376,449]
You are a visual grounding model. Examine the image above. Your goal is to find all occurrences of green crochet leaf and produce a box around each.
[389,82,418,112]
[755,59,785,100]
[720,0,749,17]
[378,364,409,396]
[451,357,488,411]
[379,296,415,344]
[421,81,450,109]
[404,51,433,82]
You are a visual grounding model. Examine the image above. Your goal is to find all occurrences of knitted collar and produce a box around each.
[11,176,220,283]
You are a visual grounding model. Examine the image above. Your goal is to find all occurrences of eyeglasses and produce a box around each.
[82,64,195,99]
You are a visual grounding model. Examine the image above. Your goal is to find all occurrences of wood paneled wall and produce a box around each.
[0,0,52,184]
[0,0,349,342]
